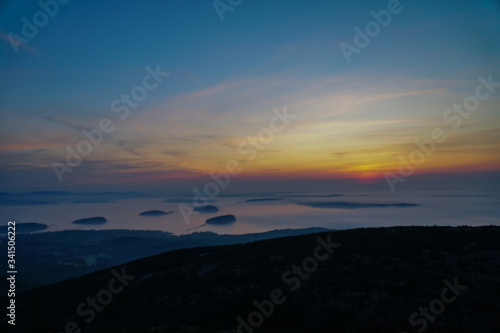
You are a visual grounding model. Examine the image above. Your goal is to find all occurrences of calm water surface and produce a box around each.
[1,190,499,235]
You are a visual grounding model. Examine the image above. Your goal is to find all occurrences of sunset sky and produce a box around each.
[1,0,499,192]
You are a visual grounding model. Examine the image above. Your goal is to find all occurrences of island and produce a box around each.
[72,217,108,225]
[245,198,282,203]
[163,198,190,203]
[296,201,419,209]
[0,222,48,234]
[193,205,219,213]
[139,210,174,217]
[206,214,236,225]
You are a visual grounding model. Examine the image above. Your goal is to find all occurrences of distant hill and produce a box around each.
[7,226,500,332]
[0,228,328,290]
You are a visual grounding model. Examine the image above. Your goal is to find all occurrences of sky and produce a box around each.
[0,0,499,193]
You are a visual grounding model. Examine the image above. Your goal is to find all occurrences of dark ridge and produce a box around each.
[13,226,500,332]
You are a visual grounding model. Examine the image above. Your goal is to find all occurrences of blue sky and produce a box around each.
[0,0,499,192]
